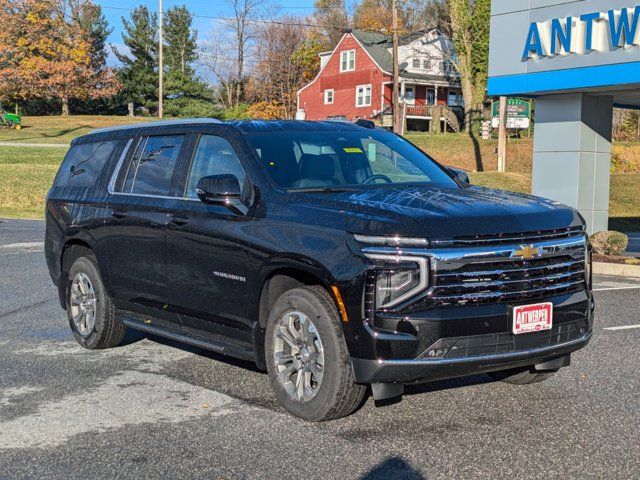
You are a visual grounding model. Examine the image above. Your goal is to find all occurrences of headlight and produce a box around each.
[365,254,430,309]
[375,269,421,309]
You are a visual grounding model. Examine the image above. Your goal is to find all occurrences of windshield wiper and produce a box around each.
[288,187,357,193]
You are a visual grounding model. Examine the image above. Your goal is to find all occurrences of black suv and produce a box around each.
[45,119,594,421]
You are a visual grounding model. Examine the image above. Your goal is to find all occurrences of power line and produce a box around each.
[98,4,386,33]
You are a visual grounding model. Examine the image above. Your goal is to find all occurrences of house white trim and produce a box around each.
[355,84,372,108]
[339,49,356,72]
[324,89,334,105]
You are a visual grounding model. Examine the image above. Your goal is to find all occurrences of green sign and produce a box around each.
[492,99,530,118]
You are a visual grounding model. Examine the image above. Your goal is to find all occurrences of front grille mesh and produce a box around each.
[419,319,589,359]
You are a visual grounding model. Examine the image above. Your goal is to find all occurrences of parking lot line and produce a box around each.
[604,324,640,331]
[593,286,640,292]
[0,242,44,250]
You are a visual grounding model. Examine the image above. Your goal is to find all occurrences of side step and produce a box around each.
[119,312,256,362]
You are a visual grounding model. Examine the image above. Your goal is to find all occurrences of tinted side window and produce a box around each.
[54,141,118,187]
[185,135,246,198]
[121,135,184,196]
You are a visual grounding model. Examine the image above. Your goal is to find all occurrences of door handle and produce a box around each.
[111,209,127,219]
[169,216,190,226]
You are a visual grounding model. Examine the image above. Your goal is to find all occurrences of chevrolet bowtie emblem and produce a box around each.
[512,244,542,260]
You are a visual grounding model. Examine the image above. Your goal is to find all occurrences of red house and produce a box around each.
[297,29,463,132]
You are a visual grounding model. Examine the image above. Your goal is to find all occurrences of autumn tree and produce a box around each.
[112,6,158,111]
[353,0,395,32]
[251,16,314,118]
[447,0,490,132]
[0,0,119,115]
[311,0,350,49]
[203,0,263,109]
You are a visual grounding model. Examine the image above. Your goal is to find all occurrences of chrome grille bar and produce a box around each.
[430,227,585,248]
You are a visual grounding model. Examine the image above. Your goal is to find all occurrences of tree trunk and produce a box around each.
[61,97,70,116]
[461,77,474,134]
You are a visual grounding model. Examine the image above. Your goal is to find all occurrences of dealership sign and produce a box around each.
[491,99,531,130]
[523,5,640,60]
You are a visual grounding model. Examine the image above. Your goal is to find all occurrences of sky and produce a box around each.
[96,0,319,66]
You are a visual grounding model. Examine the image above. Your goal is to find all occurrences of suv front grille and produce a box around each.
[428,235,587,307]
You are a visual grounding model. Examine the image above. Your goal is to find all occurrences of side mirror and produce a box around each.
[446,166,470,184]
[196,174,244,212]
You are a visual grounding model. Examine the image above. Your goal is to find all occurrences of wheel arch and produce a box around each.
[251,259,339,370]
[57,232,103,309]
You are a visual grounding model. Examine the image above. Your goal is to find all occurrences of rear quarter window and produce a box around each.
[54,141,119,187]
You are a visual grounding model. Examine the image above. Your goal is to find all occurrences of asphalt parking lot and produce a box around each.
[1,219,639,480]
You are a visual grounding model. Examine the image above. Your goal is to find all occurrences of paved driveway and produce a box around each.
[1,219,639,479]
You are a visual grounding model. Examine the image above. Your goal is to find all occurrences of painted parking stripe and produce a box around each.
[593,286,640,292]
[604,324,640,331]
[0,242,44,250]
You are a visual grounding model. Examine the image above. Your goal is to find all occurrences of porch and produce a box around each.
[382,83,464,133]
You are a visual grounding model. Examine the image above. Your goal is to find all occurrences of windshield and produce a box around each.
[245,129,458,190]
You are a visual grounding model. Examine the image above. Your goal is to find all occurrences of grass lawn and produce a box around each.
[0,116,638,230]
[0,115,152,145]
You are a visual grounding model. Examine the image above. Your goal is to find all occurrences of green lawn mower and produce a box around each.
[0,103,21,129]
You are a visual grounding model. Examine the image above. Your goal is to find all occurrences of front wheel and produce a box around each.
[489,367,557,385]
[265,286,366,421]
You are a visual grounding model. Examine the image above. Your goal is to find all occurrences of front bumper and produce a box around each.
[350,289,594,384]
[351,331,592,384]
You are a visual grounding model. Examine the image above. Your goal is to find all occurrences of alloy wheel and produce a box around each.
[273,310,325,401]
[69,272,97,337]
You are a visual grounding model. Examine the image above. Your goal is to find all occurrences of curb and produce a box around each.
[593,261,640,278]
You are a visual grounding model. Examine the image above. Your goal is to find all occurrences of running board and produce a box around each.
[119,313,256,362]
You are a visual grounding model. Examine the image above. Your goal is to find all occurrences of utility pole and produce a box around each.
[497,96,507,172]
[158,0,164,118]
[392,0,401,134]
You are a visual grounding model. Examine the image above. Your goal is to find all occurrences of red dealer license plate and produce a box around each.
[512,302,553,335]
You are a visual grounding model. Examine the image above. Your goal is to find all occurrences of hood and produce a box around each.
[288,185,582,238]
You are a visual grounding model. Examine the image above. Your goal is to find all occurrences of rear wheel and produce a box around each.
[66,254,126,349]
[489,367,557,385]
[265,286,366,421]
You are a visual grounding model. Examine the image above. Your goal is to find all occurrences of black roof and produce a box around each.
[72,119,374,145]
[228,120,368,133]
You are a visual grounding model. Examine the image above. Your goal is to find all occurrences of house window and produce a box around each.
[412,58,420,69]
[448,91,462,107]
[442,61,454,75]
[404,86,415,105]
[355,84,372,107]
[423,59,432,70]
[324,89,334,104]
[340,50,355,72]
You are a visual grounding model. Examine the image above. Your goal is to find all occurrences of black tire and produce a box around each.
[66,254,126,349]
[489,367,557,385]
[265,286,366,421]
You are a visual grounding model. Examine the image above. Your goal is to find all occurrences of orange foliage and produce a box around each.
[0,0,120,108]
[355,6,394,32]
[246,101,287,120]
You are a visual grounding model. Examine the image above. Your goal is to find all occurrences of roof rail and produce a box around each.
[90,118,222,135]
